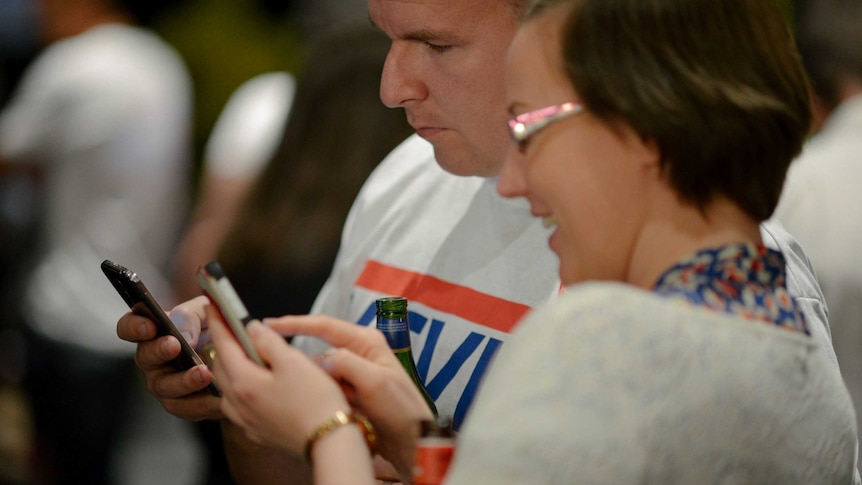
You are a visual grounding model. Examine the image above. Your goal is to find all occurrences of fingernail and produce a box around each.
[246,321,263,337]
[139,322,148,338]
[314,349,335,371]
[181,331,193,343]
[193,368,204,385]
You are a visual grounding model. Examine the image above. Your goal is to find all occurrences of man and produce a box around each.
[121,1,557,482]
[775,0,862,465]
[118,0,851,482]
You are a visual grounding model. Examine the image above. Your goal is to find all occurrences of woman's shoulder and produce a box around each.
[461,283,856,484]
[514,281,818,356]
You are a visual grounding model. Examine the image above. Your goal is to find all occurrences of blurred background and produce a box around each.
[1,0,370,192]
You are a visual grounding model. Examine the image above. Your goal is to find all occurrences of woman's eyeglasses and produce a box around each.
[506,102,584,152]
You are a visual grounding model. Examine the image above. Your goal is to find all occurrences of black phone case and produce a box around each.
[101,259,220,396]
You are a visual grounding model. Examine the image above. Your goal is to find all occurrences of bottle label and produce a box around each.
[413,440,455,485]
[377,316,411,349]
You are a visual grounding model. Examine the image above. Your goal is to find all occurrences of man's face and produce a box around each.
[370,0,518,177]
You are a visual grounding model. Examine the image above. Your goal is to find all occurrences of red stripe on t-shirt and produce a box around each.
[355,260,531,334]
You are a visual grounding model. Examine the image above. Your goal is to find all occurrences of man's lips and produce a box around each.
[415,127,447,138]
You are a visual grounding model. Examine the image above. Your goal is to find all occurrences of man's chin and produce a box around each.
[431,145,499,178]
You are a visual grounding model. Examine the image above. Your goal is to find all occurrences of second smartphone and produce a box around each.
[196,261,266,367]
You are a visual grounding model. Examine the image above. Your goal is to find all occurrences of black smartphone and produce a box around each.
[101,259,220,396]
[196,261,266,366]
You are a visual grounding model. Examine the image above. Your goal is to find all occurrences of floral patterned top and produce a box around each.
[652,243,809,335]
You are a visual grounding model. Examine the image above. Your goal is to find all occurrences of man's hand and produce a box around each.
[116,295,222,420]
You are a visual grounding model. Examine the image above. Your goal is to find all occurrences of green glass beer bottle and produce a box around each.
[376,296,439,417]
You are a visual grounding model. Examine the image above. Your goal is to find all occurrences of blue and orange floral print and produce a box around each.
[653,243,809,335]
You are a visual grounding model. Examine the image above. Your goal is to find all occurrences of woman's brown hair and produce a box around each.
[527,0,812,221]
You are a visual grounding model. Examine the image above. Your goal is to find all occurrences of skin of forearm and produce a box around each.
[311,425,376,485]
[221,419,313,485]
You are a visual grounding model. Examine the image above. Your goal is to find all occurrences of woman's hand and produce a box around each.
[264,315,434,479]
[208,307,349,455]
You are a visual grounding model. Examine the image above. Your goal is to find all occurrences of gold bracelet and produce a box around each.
[304,410,377,462]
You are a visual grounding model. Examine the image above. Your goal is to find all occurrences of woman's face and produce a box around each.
[498,8,660,286]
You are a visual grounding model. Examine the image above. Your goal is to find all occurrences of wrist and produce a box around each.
[309,420,377,485]
[304,410,378,462]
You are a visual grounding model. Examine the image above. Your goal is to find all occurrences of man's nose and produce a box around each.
[380,43,427,108]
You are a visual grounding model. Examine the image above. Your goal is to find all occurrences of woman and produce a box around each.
[208,0,858,483]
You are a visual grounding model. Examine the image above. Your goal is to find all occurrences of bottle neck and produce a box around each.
[377,315,412,351]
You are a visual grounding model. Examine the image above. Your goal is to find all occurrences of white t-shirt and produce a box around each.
[0,24,193,354]
[300,134,561,428]
[204,71,296,179]
[449,283,857,485]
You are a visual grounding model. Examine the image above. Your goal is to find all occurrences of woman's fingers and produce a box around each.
[246,321,295,370]
[316,347,390,397]
[207,304,261,388]
[265,315,392,361]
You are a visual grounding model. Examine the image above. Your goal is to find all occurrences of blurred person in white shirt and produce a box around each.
[775,0,862,465]
[0,0,192,482]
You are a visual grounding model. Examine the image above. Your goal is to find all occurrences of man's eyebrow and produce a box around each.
[366,16,457,43]
[403,29,453,43]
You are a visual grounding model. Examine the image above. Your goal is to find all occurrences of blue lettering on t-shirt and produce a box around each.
[455,336,501,428]
[355,301,501,430]
[357,303,377,328]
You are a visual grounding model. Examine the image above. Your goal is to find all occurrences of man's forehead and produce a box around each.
[368,0,510,38]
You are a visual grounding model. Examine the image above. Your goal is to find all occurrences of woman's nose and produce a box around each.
[496,144,529,199]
